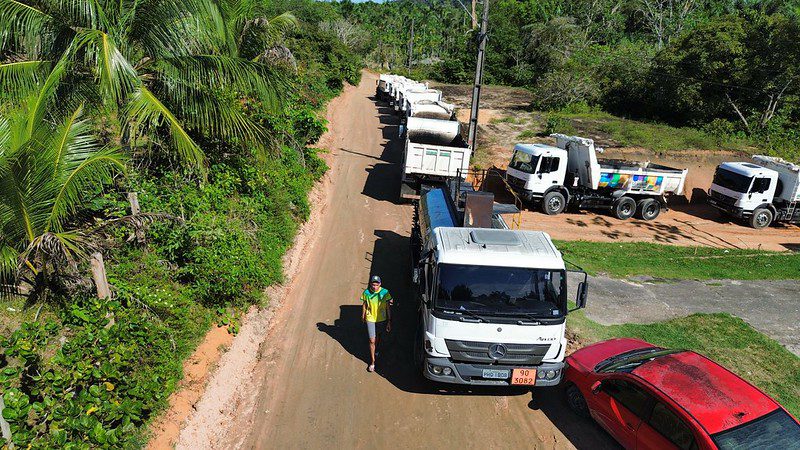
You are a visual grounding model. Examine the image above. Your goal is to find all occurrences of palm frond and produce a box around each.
[47,146,127,232]
[75,29,138,105]
[0,0,53,50]
[126,86,206,171]
[0,60,50,102]
[158,54,286,111]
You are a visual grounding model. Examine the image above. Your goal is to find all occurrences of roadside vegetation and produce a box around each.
[0,0,361,447]
[568,311,800,417]
[340,0,800,160]
[557,241,800,280]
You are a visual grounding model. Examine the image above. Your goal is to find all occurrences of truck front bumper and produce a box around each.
[423,356,563,387]
[707,197,747,218]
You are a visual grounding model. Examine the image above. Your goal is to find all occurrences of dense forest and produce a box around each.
[336,0,800,157]
[0,0,359,447]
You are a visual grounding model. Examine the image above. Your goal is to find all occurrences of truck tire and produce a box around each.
[542,191,566,215]
[749,208,773,229]
[612,196,637,220]
[635,198,661,221]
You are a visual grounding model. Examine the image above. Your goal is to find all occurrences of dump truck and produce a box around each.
[410,184,588,386]
[398,88,442,115]
[707,155,800,228]
[505,134,688,220]
[376,74,404,101]
[400,117,471,200]
[393,81,428,108]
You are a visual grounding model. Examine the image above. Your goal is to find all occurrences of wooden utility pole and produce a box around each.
[471,0,477,29]
[467,0,489,151]
[407,18,414,73]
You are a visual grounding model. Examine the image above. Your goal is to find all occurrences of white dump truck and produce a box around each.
[405,99,455,121]
[505,134,688,220]
[376,74,404,101]
[410,185,588,386]
[707,155,800,228]
[393,81,428,108]
[398,88,442,115]
[400,117,471,200]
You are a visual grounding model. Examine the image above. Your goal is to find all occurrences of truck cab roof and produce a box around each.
[513,143,566,157]
[719,162,778,178]
[434,227,565,270]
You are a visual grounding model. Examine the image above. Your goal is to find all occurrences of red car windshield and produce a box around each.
[712,409,800,450]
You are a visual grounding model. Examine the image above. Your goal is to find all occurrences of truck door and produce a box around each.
[529,155,562,194]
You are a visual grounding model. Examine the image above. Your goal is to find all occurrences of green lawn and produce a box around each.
[556,240,800,280]
[568,311,800,418]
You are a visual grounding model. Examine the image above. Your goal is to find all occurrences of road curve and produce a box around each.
[241,72,619,449]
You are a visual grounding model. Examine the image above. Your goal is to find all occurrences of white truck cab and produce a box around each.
[411,187,588,386]
[506,143,569,198]
[708,156,800,228]
[505,135,687,220]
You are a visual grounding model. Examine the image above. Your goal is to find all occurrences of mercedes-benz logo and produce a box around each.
[488,343,507,360]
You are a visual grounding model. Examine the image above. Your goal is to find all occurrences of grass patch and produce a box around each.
[556,240,800,280]
[568,311,800,417]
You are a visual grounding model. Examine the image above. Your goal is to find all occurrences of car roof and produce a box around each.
[632,351,779,435]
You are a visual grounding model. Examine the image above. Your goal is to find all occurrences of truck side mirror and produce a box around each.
[576,282,588,309]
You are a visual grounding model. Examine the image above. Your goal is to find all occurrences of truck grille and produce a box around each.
[506,174,526,188]
[709,190,737,206]
[445,339,551,365]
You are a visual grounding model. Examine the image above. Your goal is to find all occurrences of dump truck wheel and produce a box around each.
[749,208,773,229]
[635,198,661,221]
[612,196,637,220]
[542,191,566,215]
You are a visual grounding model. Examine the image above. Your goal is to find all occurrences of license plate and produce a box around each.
[511,368,537,385]
[482,369,510,379]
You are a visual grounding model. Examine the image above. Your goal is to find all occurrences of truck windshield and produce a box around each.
[712,409,800,450]
[713,168,752,193]
[435,264,566,317]
[509,151,539,174]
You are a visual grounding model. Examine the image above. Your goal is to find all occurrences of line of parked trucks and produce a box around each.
[377,73,800,229]
[375,73,800,389]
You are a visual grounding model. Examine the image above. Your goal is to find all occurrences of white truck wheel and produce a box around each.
[635,198,661,221]
[541,191,566,215]
[612,196,637,220]
[749,208,773,229]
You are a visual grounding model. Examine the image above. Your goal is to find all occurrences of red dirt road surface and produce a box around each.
[233,73,619,448]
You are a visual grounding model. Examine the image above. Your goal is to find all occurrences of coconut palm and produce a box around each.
[0,100,126,301]
[0,0,286,172]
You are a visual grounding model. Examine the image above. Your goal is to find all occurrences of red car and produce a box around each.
[564,338,800,450]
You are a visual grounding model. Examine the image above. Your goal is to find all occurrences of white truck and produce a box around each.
[707,155,800,228]
[400,117,471,200]
[505,134,688,220]
[393,81,428,108]
[410,185,588,386]
[405,99,455,122]
[376,74,405,101]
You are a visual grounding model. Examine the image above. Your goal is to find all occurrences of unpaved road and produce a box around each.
[237,73,618,449]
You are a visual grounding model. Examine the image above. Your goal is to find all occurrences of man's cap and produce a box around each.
[370,275,382,284]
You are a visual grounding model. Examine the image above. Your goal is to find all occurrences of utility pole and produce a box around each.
[471,0,477,29]
[407,18,414,73]
[467,0,489,151]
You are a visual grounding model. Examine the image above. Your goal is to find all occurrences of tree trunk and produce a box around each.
[127,192,146,244]
[90,252,111,300]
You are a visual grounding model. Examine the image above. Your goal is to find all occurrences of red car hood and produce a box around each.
[568,338,656,372]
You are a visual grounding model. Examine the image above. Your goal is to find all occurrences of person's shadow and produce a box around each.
[317,305,371,366]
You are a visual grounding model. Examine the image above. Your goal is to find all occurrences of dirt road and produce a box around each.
[233,73,618,449]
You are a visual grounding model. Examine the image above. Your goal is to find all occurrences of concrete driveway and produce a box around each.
[582,276,800,356]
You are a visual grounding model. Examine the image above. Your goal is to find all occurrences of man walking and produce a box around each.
[361,275,392,372]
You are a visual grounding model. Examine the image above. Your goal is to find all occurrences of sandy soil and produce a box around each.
[223,72,619,449]
[433,83,800,251]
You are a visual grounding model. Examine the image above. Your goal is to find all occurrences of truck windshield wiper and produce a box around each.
[444,308,487,323]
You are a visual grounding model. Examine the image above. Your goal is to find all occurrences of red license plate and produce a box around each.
[511,368,536,385]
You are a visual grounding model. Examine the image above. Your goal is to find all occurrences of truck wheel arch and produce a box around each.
[544,186,571,203]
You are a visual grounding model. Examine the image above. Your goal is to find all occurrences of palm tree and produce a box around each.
[0,100,126,301]
[0,0,286,172]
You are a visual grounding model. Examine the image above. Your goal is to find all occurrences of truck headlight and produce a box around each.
[431,365,443,375]
[443,367,452,376]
